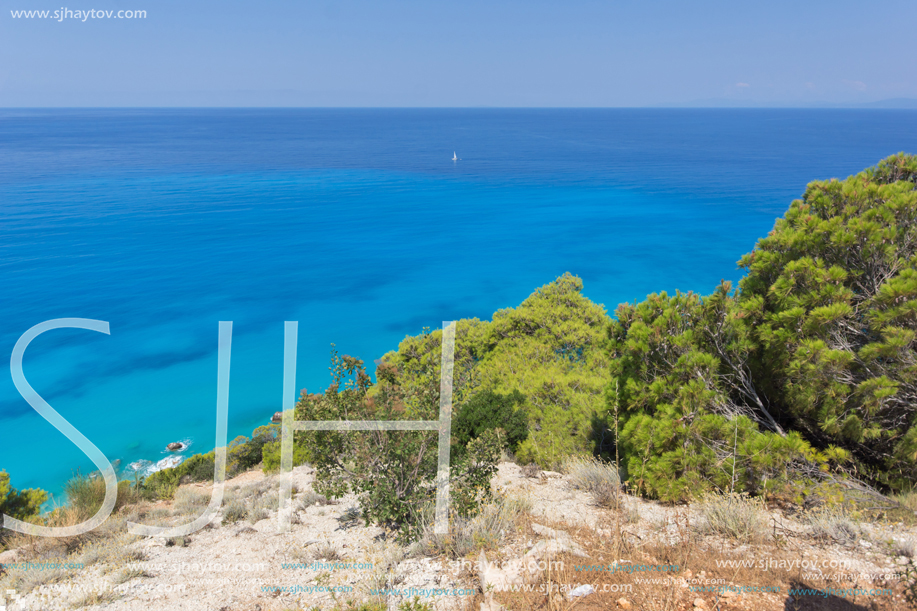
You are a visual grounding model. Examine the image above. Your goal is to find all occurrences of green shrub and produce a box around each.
[380,274,611,470]
[226,424,279,475]
[180,453,217,482]
[144,425,280,499]
[738,153,917,489]
[64,471,147,520]
[261,437,310,473]
[399,597,434,611]
[452,389,528,461]
[116,479,148,508]
[0,470,47,523]
[896,490,917,512]
[298,349,502,541]
[606,155,917,498]
[143,467,180,499]
[608,287,845,501]
[451,428,505,517]
[64,470,109,519]
[143,452,216,499]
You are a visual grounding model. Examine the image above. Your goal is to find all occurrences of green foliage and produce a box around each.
[64,471,108,519]
[398,596,434,611]
[452,389,528,461]
[62,471,144,518]
[608,287,827,500]
[143,451,216,499]
[0,470,46,523]
[143,424,283,499]
[227,424,279,475]
[261,437,310,473]
[116,479,147,509]
[180,453,217,482]
[605,154,917,498]
[451,428,505,517]
[297,348,501,541]
[738,152,917,488]
[381,273,610,469]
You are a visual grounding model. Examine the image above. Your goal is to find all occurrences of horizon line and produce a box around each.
[3,105,917,110]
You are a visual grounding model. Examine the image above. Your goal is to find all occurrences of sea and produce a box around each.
[2,108,916,503]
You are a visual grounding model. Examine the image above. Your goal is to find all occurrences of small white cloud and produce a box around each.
[736,82,750,88]
[843,80,867,91]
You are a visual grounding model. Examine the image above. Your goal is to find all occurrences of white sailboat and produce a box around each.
[452,152,458,161]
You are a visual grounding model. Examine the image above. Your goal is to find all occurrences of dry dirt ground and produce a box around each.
[1,462,915,611]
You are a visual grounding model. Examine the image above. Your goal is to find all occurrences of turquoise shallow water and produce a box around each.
[2,108,917,501]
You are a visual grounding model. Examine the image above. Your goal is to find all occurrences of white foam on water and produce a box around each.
[149,455,184,473]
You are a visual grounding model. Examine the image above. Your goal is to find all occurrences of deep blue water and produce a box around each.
[2,108,916,501]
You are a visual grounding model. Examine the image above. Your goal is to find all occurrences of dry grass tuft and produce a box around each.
[617,498,641,523]
[564,456,621,508]
[696,492,770,544]
[418,495,531,559]
[222,500,248,524]
[894,538,916,558]
[113,566,154,584]
[895,490,917,512]
[313,542,344,561]
[78,533,144,565]
[804,508,861,545]
[299,490,334,508]
[289,544,313,563]
[172,488,209,516]
[72,589,119,608]
[247,494,279,524]
[0,564,70,596]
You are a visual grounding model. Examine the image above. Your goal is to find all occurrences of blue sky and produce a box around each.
[1,0,915,107]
